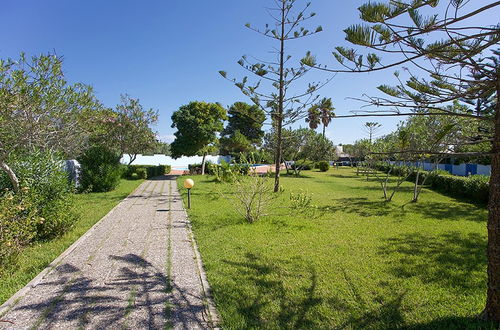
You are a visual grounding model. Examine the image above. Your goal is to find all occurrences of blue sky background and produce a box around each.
[1,0,498,145]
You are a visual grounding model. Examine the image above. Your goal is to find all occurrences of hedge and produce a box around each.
[124,165,171,179]
[374,163,489,204]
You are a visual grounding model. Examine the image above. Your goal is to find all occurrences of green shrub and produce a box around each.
[210,161,234,183]
[136,168,147,179]
[125,164,171,179]
[374,162,489,203]
[291,160,315,171]
[158,165,171,175]
[0,150,77,270]
[290,190,313,209]
[130,173,139,180]
[318,161,330,172]
[78,145,122,192]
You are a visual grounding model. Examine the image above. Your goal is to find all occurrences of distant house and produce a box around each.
[335,145,352,165]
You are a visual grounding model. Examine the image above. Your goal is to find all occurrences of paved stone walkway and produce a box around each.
[0,176,218,329]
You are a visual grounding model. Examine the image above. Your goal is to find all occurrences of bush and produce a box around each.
[318,161,330,172]
[78,145,122,192]
[124,164,171,179]
[136,168,147,179]
[290,160,315,171]
[189,162,214,175]
[374,162,489,203]
[0,150,77,270]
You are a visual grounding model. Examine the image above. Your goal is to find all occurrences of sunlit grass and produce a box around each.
[0,179,143,305]
[177,168,495,329]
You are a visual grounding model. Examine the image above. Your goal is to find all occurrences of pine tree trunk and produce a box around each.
[201,152,207,175]
[273,0,286,193]
[484,90,500,322]
[0,160,20,193]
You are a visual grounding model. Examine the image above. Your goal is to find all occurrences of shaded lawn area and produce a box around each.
[0,179,143,305]
[177,168,496,329]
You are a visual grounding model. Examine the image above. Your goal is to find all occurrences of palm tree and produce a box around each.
[317,98,335,136]
[306,105,321,130]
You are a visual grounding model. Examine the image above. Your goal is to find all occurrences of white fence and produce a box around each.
[120,154,231,169]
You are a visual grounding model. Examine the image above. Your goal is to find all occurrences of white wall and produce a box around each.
[121,154,231,167]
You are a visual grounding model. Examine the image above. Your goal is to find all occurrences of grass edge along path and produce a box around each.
[176,168,497,329]
[0,179,144,305]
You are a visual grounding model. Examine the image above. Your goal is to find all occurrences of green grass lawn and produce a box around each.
[0,179,143,305]
[177,168,495,329]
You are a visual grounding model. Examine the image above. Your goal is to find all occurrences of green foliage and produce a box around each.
[170,101,227,158]
[219,130,252,156]
[0,150,77,271]
[0,179,143,305]
[106,94,159,162]
[136,168,147,179]
[220,102,266,155]
[125,165,170,179]
[0,53,102,163]
[210,161,234,183]
[0,191,37,271]
[264,128,335,176]
[209,161,251,183]
[375,163,489,203]
[318,161,330,172]
[289,190,313,210]
[78,145,122,192]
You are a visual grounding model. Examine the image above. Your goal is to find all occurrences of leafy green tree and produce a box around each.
[220,130,252,156]
[220,0,324,192]
[153,141,171,155]
[220,102,265,155]
[170,101,227,175]
[303,0,500,319]
[264,128,335,176]
[111,94,159,165]
[0,53,102,192]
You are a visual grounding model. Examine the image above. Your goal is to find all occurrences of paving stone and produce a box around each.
[0,176,218,330]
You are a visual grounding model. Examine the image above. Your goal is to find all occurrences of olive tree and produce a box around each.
[0,53,101,192]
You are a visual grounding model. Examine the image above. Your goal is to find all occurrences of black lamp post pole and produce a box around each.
[187,188,191,209]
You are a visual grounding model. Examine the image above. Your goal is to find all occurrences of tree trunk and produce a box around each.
[413,167,421,202]
[0,160,20,193]
[484,88,500,322]
[323,124,326,137]
[127,154,137,166]
[273,0,286,193]
[201,152,207,175]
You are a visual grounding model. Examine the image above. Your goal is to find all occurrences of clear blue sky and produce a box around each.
[1,1,497,144]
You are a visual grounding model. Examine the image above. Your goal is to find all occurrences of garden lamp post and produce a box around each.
[183,179,194,209]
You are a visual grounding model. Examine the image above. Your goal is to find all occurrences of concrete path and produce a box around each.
[0,176,218,329]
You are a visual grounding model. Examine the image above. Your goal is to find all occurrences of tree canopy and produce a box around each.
[0,53,102,191]
[109,94,158,164]
[220,102,265,155]
[170,101,227,174]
